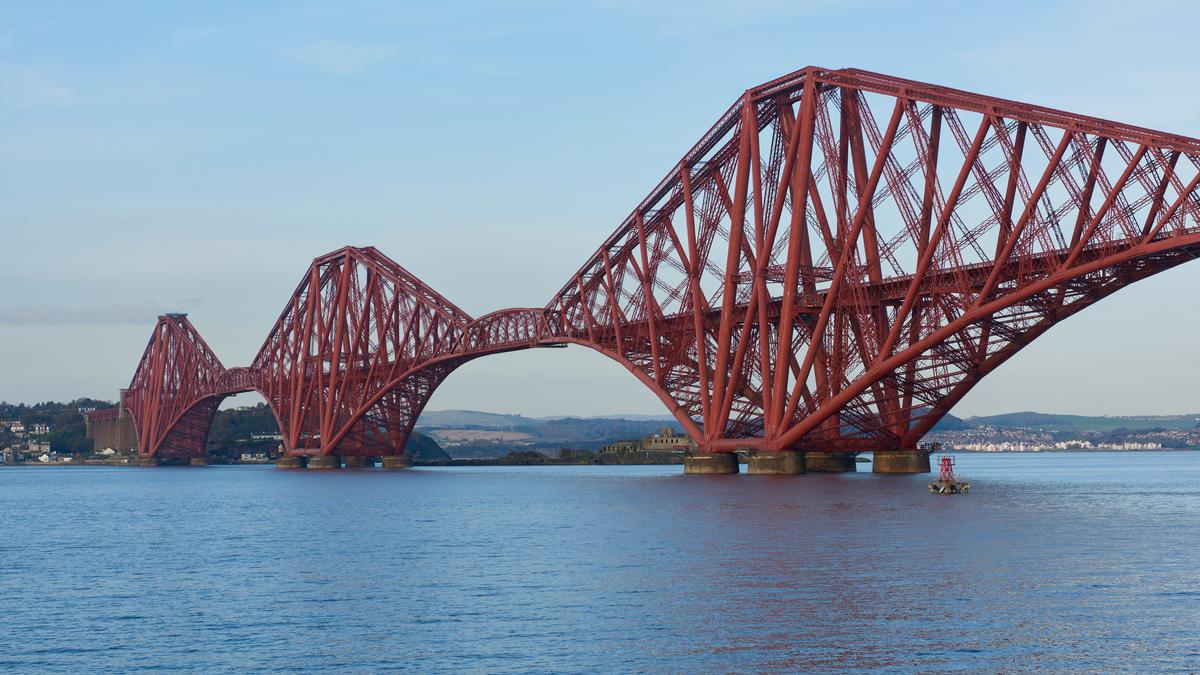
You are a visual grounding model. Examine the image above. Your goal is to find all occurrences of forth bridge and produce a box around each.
[108,66,1200,475]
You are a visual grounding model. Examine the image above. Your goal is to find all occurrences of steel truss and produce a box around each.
[120,67,1200,460]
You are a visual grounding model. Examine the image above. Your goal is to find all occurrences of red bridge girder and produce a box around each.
[121,66,1200,460]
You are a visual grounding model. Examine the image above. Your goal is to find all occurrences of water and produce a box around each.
[1,452,1198,673]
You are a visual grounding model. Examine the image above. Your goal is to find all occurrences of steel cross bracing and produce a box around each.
[120,66,1200,460]
[123,314,228,460]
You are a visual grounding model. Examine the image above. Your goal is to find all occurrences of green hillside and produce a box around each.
[0,398,111,454]
[0,399,448,460]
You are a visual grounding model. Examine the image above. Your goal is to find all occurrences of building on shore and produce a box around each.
[595,427,693,464]
[640,427,696,452]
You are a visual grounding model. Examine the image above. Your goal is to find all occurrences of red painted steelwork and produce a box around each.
[123,314,247,460]
[939,456,956,483]
[122,67,1200,461]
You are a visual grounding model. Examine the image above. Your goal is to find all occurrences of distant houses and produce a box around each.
[2,421,51,437]
[0,440,57,464]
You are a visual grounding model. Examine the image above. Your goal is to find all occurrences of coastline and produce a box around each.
[4,447,1196,469]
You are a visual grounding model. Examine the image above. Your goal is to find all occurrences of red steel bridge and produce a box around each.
[120,66,1200,473]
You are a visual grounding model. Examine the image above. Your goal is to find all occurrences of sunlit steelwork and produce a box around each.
[119,67,1200,464]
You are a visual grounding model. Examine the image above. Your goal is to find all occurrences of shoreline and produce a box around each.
[3,447,1196,469]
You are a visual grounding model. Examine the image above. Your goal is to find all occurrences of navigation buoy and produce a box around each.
[929,455,969,494]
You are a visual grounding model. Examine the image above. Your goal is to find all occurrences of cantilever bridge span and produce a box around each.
[120,66,1200,473]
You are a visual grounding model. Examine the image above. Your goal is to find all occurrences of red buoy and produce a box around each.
[930,455,969,494]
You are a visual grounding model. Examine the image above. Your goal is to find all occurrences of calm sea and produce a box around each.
[1,452,1197,673]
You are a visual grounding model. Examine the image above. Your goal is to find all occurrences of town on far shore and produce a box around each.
[1,400,1198,466]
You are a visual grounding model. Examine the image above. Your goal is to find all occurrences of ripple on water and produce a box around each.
[0,454,1198,672]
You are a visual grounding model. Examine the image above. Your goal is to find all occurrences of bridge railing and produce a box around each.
[215,367,256,395]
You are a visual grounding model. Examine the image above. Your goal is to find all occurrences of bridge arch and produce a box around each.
[319,336,707,457]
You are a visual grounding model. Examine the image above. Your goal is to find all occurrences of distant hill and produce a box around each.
[931,413,970,431]
[535,413,677,422]
[414,409,677,428]
[413,409,684,458]
[405,433,451,461]
[963,411,1200,432]
[414,409,536,429]
[527,417,681,446]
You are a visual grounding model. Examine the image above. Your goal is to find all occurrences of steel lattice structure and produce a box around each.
[121,67,1200,462]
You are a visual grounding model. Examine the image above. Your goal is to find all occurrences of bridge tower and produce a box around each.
[123,314,235,465]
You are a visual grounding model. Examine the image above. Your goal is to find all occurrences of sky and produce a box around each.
[1,0,1198,418]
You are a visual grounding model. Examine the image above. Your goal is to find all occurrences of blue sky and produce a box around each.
[2,0,1198,417]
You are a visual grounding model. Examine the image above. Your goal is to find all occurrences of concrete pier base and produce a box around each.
[381,455,412,469]
[138,457,162,467]
[872,450,931,474]
[306,455,340,469]
[746,451,806,475]
[803,452,858,472]
[342,456,372,468]
[276,456,306,469]
[189,457,208,466]
[683,453,739,474]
